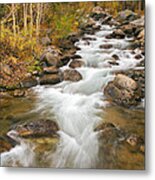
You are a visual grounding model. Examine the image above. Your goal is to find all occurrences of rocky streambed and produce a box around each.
[0,7,145,169]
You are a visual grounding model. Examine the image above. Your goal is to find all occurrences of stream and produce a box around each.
[0,22,145,169]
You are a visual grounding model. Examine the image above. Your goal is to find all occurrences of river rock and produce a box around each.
[39,74,62,85]
[121,24,136,35]
[63,69,82,82]
[43,66,59,74]
[112,29,125,39]
[40,52,62,67]
[66,32,80,44]
[69,59,85,68]
[126,134,144,153]
[11,119,59,138]
[104,74,141,107]
[13,89,27,97]
[116,10,139,23]
[94,122,125,143]
[0,136,17,153]
[100,44,113,49]
[130,16,144,27]
[112,54,120,60]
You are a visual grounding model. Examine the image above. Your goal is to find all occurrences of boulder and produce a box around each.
[130,16,144,27]
[39,74,62,85]
[63,69,82,82]
[104,74,141,107]
[10,119,59,139]
[43,66,59,74]
[94,122,125,143]
[13,89,26,97]
[112,29,125,39]
[69,59,85,68]
[116,10,139,22]
[121,24,136,35]
[40,52,62,67]
[0,136,17,153]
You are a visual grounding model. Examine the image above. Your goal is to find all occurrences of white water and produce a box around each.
[1,23,144,168]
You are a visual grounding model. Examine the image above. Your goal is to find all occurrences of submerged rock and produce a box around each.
[63,69,82,82]
[94,122,125,143]
[104,74,141,107]
[100,44,113,49]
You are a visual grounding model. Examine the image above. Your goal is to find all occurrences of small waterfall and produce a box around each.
[1,23,144,168]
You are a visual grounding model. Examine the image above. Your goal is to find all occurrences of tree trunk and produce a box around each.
[12,4,16,38]
[23,3,28,35]
[30,3,33,38]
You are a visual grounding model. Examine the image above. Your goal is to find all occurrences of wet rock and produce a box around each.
[21,76,38,88]
[134,54,143,60]
[11,119,59,138]
[112,54,120,60]
[121,24,136,35]
[66,32,80,44]
[0,136,17,153]
[100,44,113,49]
[39,74,62,85]
[94,122,125,143]
[123,69,145,99]
[112,29,125,39]
[126,134,144,153]
[130,16,144,27]
[63,69,82,82]
[13,89,27,97]
[82,37,97,41]
[58,38,75,51]
[71,54,82,60]
[100,15,113,24]
[104,74,142,107]
[43,66,59,74]
[69,59,85,69]
[60,56,71,66]
[108,60,119,66]
[90,13,107,21]
[138,29,145,40]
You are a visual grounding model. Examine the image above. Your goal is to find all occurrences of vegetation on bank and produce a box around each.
[0,1,144,89]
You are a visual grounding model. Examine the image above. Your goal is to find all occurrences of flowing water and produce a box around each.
[0,23,145,169]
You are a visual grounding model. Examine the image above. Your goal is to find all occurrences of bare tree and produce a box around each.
[12,3,16,37]
[23,3,28,34]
